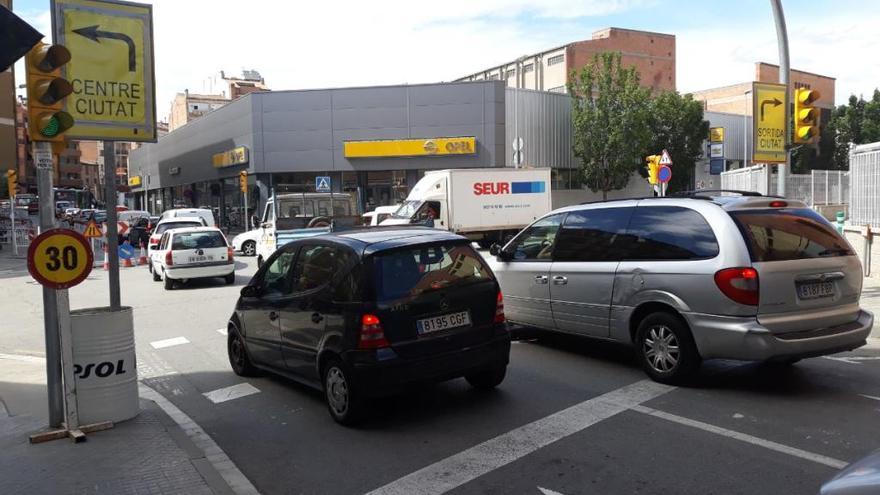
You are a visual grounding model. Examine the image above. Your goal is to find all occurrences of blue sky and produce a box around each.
[11,0,879,120]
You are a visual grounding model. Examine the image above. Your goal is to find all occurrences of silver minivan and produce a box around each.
[489,193,873,384]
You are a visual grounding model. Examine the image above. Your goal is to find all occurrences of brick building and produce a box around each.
[456,27,676,93]
[168,91,230,132]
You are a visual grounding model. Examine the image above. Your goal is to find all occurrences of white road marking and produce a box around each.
[538,487,567,495]
[631,405,847,469]
[859,394,880,402]
[203,383,260,404]
[0,352,46,364]
[150,336,190,349]
[217,328,228,336]
[364,380,673,495]
[139,383,260,495]
[842,356,880,361]
[822,356,860,364]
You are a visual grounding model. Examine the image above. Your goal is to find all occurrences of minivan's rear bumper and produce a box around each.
[686,310,873,361]
[345,333,511,397]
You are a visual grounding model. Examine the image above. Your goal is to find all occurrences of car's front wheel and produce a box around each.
[228,326,259,377]
[323,359,364,426]
[635,312,701,384]
[242,240,256,257]
[465,363,507,390]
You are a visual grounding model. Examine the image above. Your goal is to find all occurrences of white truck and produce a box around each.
[382,168,552,246]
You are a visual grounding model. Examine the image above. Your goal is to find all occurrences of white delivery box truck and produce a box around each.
[382,168,552,246]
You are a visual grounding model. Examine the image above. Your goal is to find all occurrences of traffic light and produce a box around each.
[239,170,247,193]
[6,170,16,199]
[646,155,660,185]
[794,88,821,144]
[25,42,74,142]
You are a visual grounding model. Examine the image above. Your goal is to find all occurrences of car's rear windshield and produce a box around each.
[171,231,226,250]
[372,243,494,301]
[157,221,202,234]
[730,208,854,262]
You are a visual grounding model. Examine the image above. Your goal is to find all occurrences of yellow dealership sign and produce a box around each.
[344,137,477,158]
[212,146,249,168]
[127,175,141,186]
[709,127,724,143]
[752,82,787,163]
[52,0,156,142]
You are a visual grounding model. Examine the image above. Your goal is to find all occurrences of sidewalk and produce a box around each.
[0,355,233,495]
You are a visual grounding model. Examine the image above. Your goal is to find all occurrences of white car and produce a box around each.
[362,205,398,226]
[149,227,235,290]
[159,208,216,227]
[231,228,260,256]
[148,216,207,253]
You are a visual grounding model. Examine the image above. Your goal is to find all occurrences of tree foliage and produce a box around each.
[821,89,880,170]
[569,52,651,200]
[646,91,710,192]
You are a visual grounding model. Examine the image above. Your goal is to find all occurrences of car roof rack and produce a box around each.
[670,189,764,198]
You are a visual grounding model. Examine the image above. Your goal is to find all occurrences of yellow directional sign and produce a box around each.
[52,0,156,142]
[82,220,102,238]
[27,228,94,289]
[752,82,787,164]
[709,127,724,143]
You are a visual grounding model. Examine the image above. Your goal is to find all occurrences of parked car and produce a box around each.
[149,226,235,290]
[231,228,260,256]
[148,217,208,253]
[361,205,398,227]
[489,193,873,384]
[159,208,216,227]
[821,448,880,494]
[227,228,511,425]
[92,210,107,223]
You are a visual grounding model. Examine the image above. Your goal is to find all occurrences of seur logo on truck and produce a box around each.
[473,181,546,195]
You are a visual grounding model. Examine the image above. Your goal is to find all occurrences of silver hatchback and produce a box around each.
[489,194,874,384]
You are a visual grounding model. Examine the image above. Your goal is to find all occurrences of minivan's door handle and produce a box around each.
[268,311,279,321]
[553,276,568,285]
[311,312,324,324]
[796,272,845,282]
[535,275,549,284]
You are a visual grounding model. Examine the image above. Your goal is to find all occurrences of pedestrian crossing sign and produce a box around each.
[82,220,103,238]
[315,176,331,193]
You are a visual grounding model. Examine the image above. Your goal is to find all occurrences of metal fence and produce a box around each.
[849,142,880,227]
[720,166,849,206]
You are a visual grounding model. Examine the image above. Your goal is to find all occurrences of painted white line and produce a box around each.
[822,356,860,365]
[631,405,847,469]
[842,356,880,361]
[538,487,567,495]
[364,380,673,495]
[0,353,46,364]
[203,383,260,404]
[217,328,228,336]
[139,383,260,495]
[150,336,190,349]
[859,394,880,402]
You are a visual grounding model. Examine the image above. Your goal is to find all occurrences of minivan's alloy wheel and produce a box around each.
[242,241,256,257]
[326,367,349,416]
[635,312,701,384]
[323,360,364,426]
[228,327,259,377]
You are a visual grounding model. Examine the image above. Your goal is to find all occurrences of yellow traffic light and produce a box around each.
[25,42,74,142]
[239,170,247,193]
[646,155,660,185]
[794,88,821,144]
[6,170,17,199]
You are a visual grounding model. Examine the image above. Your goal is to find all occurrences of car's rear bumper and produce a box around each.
[687,309,873,361]
[344,333,511,397]
[165,263,233,280]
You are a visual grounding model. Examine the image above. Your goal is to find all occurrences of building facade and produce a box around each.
[168,91,231,131]
[0,0,16,192]
[456,27,676,93]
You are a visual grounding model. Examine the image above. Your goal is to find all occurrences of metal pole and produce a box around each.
[514,60,519,169]
[56,289,78,430]
[103,142,120,310]
[10,196,17,256]
[243,184,248,232]
[34,141,64,428]
[744,90,751,168]
[770,0,791,197]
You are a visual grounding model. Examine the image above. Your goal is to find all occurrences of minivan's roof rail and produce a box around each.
[670,189,764,198]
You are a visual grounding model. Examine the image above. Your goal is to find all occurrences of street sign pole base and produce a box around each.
[28,420,114,444]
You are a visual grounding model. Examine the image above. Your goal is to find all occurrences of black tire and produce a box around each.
[635,312,701,385]
[465,363,507,390]
[322,359,365,426]
[152,263,161,282]
[163,274,174,290]
[242,240,256,257]
[228,326,260,377]
[225,272,235,285]
[308,216,331,228]
[147,260,153,273]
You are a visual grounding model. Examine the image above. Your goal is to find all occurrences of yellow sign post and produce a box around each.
[752,82,787,164]
[51,0,156,142]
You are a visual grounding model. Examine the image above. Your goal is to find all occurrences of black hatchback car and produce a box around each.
[227,228,511,425]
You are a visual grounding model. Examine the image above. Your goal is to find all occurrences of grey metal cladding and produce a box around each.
[332,128,410,143]
[703,111,751,161]
[409,82,487,106]
[409,103,484,127]
[505,87,574,169]
[331,87,406,109]
[260,108,331,132]
[332,106,408,129]
[260,90,331,111]
[262,129,332,152]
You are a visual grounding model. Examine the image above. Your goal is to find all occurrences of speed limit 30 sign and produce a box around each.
[27,229,94,289]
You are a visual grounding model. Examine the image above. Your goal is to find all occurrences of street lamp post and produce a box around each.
[744,90,751,170]
[770,0,791,197]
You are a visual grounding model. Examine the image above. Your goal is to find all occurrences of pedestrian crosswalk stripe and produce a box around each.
[150,336,190,349]
[203,383,260,404]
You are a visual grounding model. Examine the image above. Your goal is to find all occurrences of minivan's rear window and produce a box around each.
[373,244,494,300]
[172,231,227,250]
[730,209,853,262]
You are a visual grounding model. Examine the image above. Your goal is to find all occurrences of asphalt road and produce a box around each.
[2,253,880,495]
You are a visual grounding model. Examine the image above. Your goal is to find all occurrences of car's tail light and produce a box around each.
[358,314,389,349]
[149,237,159,245]
[165,251,173,267]
[494,290,506,324]
[227,247,234,263]
[715,267,759,305]
[769,200,788,208]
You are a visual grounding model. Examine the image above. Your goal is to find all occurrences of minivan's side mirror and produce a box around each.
[489,243,513,261]
[240,285,261,298]
[489,243,502,256]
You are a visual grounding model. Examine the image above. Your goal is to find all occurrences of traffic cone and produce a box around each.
[102,244,109,271]
[138,242,148,266]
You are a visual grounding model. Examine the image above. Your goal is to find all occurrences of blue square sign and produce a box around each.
[315,176,331,192]
[709,159,725,175]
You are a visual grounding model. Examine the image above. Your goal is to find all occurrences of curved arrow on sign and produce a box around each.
[73,24,136,72]
[760,97,782,122]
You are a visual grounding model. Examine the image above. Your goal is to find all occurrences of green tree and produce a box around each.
[569,52,651,200]
[645,91,709,192]
[823,89,880,170]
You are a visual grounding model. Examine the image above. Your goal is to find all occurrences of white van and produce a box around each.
[159,208,216,227]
